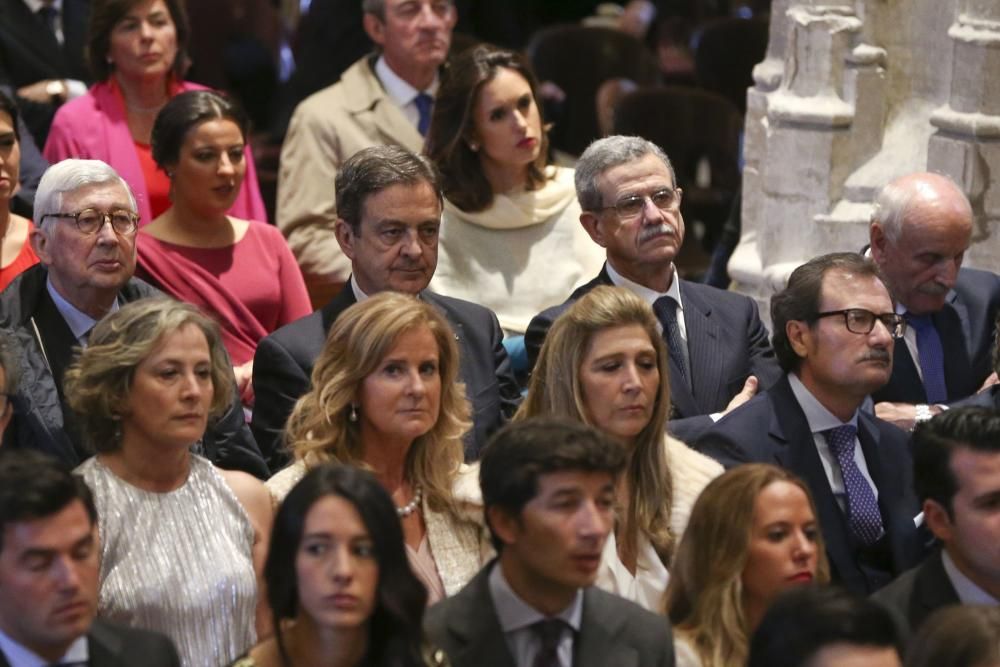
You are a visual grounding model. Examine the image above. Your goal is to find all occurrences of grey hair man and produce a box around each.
[0,159,267,477]
[525,135,781,443]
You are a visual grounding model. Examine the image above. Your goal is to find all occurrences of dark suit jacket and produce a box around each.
[872,267,1000,405]
[696,375,923,594]
[952,384,1000,410]
[524,265,781,442]
[251,284,521,468]
[0,619,180,666]
[425,562,675,667]
[871,550,960,637]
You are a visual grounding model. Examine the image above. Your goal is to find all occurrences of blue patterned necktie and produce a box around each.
[824,425,884,546]
[903,312,947,404]
[653,295,690,388]
[414,92,434,136]
[531,618,566,667]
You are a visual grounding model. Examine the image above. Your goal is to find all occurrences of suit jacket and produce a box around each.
[251,283,521,468]
[873,267,1000,405]
[524,266,781,443]
[277,55,425,284]
[0,619,180,667]
[425,562,675,667]
[871,550,960,637]
[952,384,1000,410]
[696,375,923,594]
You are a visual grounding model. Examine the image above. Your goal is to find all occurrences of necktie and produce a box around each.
[652,295,689,388]
[37,5,58,38]
[414,92,434,136]
[531,618,566,667]
[824,425,884,546]
[903,312,947,404]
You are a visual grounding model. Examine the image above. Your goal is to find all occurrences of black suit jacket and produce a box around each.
[524,265,781,442]
[873,267,1000,405]
[424,562,675,667]
[871,550,960,637]
[696,375,923,594]
[251,284,521,468]
[0,619,180,667]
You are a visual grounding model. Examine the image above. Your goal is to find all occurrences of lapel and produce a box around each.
[345,57,425,153]
[574,589,640,667]
[888,339,926,403]
[933,295,974,400]
[319,283,358,334]
[32,288,81,399]
[88,620,124,666]
[912,551,960,622]
[677,280,724,412]
[441,565,517,667]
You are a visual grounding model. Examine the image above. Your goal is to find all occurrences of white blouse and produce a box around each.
[595,530,669,612]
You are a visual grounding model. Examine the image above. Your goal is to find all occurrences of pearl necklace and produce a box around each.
[397,485,423,518]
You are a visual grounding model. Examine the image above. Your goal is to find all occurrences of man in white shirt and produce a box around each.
[277,0,456,296]
[873,406,1000,635]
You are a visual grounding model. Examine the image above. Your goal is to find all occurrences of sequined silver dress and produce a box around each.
[77,454,257,667]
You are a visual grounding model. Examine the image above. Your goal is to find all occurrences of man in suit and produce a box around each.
[697,252,922,594]
[0,159,268,477]
[278,0,456,297]
[868,172,1000,431]
[0,449,179,665]
[873,407,1000,634]
[425,418,675,667]
[253,145,520,468]
[525,135,780,442]
[0,0,91,144]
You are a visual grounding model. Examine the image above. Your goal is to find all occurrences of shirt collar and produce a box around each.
[350,274,370,303]
[787,372,860,434]
[0,628,88,667]
[46,278,119,344]
[23,0,62,13]
[488,561,583,634]
[374,55,439,108]
[605,262,682,311]
[942,550,1000,606]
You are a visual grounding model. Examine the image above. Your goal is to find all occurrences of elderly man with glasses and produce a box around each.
[524,135,781,443]
[696,252,924,595]
[0,159,267,477]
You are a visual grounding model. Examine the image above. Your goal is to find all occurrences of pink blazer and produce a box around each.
[43,80,268,226]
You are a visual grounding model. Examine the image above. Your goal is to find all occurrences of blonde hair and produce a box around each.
[284,292,470,513]
[64,297,233,453]
[664,464,831,667]
[516,285,674,561]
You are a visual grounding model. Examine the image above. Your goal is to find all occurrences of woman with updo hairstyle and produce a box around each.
[233,463,447,667]
[424,44,603,334]
[44,0,267,226]
[664,464,830,667]
[515,285,722,611]
[135,89,311,403]
[66,297,272,667]
[267,292,491,605]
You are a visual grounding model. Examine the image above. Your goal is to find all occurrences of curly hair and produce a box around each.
[283,292,470,514]
[664,464,831,667]
[64,297,233,453]
[515,285,674,562]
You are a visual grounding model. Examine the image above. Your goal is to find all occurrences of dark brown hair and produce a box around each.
[88,0,191,81]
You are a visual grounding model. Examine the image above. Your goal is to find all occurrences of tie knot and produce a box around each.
[532,618,567,648]
[824,425,858,457]
[903,312,933,330]
[652,295,678,317]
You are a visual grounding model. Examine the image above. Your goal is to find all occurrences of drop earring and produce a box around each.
[349,404,358,422]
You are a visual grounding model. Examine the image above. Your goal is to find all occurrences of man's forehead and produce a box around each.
[598,154,674,196]
[819,269,891,307]
[62,182,132,210]
[536,469,614,494]
[1,502,94,554]
[360,182,442,225]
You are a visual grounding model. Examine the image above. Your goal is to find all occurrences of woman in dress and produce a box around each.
[233,463,447,667]
[424,45,604,334]
[664,463,830,667]
[516,285,722,611]
[43,0,266,226]
[267,292,491,605]
[136,89,311,402]
[0,91,39,290]
[66,297,273,667]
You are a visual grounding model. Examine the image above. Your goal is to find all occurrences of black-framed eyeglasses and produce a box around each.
[40,208,139,235]
[596,188,683,220]
[813,309,906,339]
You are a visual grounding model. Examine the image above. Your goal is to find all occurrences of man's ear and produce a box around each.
[869,222,887,263]
[487,505,520,548]
[579,212,607,248]
[786,319,811,360]
[29,226,51,265]
[362,13,386,46]
[923,498,954,543]
[334,219,356,261]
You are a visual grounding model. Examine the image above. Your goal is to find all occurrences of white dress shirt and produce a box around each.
[374,55,439,130]
[0,628,88,667]
[942,550,1000,605]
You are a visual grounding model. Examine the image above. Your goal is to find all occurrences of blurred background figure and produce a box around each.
[664,464,829,667]
[136,89,310,405]
[67,298,272,667]
[233,463,447,667]
[0,90,39,291]
[43,0,267,226]
[267,292,491,605]
[518,285,721,610]
[0,332,16,441]
[425,45,604,336]
[904,605,1000,667]
[747,586,903,667]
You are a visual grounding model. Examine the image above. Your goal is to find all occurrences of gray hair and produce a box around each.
[574,135,676,212]
[870,173,971,244]
[35,159,137,231]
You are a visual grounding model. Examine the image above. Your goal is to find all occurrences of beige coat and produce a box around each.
[276,56,424,285]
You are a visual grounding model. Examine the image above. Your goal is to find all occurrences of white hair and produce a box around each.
[35,159,137,231]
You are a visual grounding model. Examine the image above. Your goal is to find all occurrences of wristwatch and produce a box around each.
[914,404,934,423]
[46,79,67,105]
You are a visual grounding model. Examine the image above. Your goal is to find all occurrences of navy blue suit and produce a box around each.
[696,375,923,594]
[251,283,521,468]
[525,265,781,442]
[873,267,1000,405]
